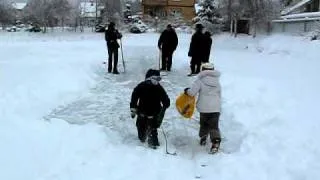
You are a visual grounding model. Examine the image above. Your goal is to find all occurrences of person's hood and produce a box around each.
[197,70,220,87]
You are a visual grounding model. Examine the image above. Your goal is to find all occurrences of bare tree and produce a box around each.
[24,0,72,32]
[220,0,280,37]
[130,0,142,14]
[101,0,122,23]
[0,0,14,28]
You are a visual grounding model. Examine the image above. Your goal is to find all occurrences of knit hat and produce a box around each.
[195,23,204,30]
[145,69,161,81]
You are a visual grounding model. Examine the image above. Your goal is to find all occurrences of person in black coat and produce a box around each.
[105,22,122,74]
[188,23,205,76]
[203,31,212,63]
[130,69,170,148]
[158,24,178,71]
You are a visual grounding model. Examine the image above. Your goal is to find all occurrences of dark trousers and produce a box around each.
[161,50,173,71]
[108,47,118,73]
[136,114,159,145]
[199,112,221,143]
[190,57,202,74]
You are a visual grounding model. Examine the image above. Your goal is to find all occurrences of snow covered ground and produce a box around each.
[1,31,319,180]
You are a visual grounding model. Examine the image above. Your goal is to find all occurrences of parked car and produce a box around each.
[26,25,41,32]
[6,26,20,32]
[95,24,106,33]
[129,20,148,33]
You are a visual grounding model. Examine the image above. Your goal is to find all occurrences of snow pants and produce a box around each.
[190,57,202,74]
[161,50,174,71]
[136,114,159,146]
[199,112,221,142]
[107,47,119,73]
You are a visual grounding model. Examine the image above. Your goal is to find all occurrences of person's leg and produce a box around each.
[147,116,160,147]
[208,112,221,153]
[161,50,167,70]
[107,47,113,73]
[167,51,173,71]
[199,113,210,145]
[136,115,148,142]
[208,112,221,143]
[189,58,196,75]
[195,59,201,74]
[113,48,119,74]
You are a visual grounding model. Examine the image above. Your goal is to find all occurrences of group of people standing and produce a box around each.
[105,23,212,76]
[157,23,212,76]
[105,22,221,154]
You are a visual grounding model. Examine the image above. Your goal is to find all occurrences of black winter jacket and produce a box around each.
[158,29,178,52]
[188,31,205,58]
[130,80,170,116]
[105,28,122,49]
[203,35,212,62]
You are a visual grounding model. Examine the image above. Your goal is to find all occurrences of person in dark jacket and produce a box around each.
[130,69,170,148]
[203,31,212,63]
[105,22,122,74]
[188,23,205,76]
[158,24,178,71]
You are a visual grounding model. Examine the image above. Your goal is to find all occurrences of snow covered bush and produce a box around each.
[193,0,223,33]
[310,21,320,41]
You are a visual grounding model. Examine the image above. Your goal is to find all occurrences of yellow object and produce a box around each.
[175,93,196,119]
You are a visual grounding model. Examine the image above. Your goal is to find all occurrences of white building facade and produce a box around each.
[272,0,320,34]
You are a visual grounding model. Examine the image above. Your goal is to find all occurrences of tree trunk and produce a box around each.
[235,18,238,38]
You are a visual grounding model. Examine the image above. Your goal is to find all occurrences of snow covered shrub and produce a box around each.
[310,21,320,41]
[193,0,223,33]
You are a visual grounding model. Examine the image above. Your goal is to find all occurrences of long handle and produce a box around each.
[120,39,125,73]
[158,49,161,70]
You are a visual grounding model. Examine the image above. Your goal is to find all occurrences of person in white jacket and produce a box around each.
[184,62,221,153]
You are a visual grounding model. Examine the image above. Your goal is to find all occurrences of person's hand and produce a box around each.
[184,88,190,95]
[130,108,137,118]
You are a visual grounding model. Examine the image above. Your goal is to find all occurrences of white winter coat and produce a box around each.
[186,70,221,113]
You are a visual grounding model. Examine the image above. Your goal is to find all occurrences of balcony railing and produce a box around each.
[142,0,167,6]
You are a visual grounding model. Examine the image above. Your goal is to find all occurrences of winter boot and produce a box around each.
[138,133,147,143]
[200,136,207,146]
[148,129,159,149]
[113,69,119,74]
[209,138,221,154]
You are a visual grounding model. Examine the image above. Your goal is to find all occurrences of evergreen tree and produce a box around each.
[194,0,222,33]
[195,0,220,24]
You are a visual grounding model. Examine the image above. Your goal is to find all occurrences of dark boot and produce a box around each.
[200,136,207,146]
[210,138,221,154]
[148,129,159,148]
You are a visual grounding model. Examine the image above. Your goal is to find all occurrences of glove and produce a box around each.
[184,88,190,95]
[130,108,137,119]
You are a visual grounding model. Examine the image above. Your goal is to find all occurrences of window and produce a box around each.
[170,8,182,17]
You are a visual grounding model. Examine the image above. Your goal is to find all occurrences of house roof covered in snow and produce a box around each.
[12,2,27,10]
[281,0,313,15]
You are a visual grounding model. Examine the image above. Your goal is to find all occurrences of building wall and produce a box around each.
[168,0,195,7]
[166,6,195,20]
[142,0,167,6]
[272,20,320,34]
[142,0,195,20]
